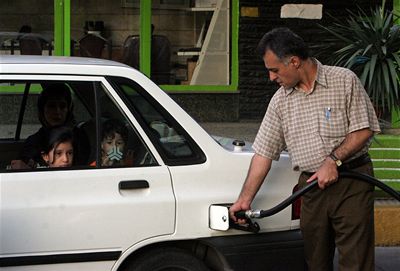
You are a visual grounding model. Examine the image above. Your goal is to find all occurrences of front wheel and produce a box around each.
[125,247,210,271]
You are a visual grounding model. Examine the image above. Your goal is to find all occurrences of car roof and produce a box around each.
[0,55,128,67]
[0,55,168,105]
[0,55,144,78]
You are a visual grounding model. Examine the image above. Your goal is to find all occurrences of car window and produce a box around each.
[0,79,155,172]
[0,82,43,140]
[91,83,157,168]
[107,76,206,166]
[0,80,93,170]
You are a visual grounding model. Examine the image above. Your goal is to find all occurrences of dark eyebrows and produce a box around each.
[267,67,278,73]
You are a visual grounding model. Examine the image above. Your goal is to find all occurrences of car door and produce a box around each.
[0,75,175,270]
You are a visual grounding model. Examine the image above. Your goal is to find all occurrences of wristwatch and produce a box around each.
[329,153,342,167]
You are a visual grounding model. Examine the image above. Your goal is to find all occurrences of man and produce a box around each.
[229,27,380,271]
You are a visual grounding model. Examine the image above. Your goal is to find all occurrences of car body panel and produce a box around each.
[0,166,175,254]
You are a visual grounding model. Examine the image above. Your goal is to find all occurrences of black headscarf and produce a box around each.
[37,83,74,128]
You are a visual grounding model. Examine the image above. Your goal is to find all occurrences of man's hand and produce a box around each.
[306,128,374,189]
[229,198,251,224]
[306,157,338,189]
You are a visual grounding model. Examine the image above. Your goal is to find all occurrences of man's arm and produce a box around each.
[307,128,373,189]
[229,153,272,222]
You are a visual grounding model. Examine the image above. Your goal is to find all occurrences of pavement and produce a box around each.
[199,120,400,246]
[200,120,261,143]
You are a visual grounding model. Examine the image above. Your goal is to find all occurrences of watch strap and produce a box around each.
[329,153,342,167]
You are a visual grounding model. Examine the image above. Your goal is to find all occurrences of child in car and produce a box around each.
[41,127,74,168]
[90,119,130,167]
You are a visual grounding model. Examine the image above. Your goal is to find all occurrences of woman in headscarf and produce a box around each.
[11,83,74,169]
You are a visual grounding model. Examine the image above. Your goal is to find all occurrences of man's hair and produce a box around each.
[256,27,309,60]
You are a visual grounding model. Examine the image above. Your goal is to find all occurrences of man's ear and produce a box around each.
[291,56,301,69]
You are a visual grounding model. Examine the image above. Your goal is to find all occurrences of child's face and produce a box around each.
[102,133,125,160]
[43,141,74,168]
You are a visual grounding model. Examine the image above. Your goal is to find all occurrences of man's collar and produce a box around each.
[284,87,295,96]
[314,59,328,89]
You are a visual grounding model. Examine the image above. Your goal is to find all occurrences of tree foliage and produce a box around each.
[318,6,400,112]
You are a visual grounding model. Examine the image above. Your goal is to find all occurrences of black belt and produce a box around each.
[340,153,371,171]
[303,153,371,175]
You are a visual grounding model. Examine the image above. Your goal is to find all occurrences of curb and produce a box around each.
[375,200,400,246]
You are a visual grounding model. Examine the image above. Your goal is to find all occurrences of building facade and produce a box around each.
[0,0,397,121]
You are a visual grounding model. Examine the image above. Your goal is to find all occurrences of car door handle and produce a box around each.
[119,180,149,190]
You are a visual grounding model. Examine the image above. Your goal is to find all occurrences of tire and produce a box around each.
[125,247,210,271]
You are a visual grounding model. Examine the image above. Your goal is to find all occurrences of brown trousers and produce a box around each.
[298,162,375,271]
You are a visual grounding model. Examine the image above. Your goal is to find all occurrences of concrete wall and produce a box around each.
[0,0,54,36]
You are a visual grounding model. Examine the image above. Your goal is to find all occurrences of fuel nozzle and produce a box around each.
[231,209,260,233]
[236,209,262,219]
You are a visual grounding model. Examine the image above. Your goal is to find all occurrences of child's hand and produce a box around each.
[10,159,35,169]
[101,154,113,167]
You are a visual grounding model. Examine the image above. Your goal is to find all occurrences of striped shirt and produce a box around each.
[253,59,381,172]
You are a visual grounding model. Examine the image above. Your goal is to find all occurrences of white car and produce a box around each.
[0,56,303,271]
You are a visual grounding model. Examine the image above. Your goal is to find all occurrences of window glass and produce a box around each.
[0,81,92,171]
[0,79,155,172]
[95,84,157,168]
[0,82,43,140]
[70,0,140,62]
[0,0,54,56]
[108,76,206,165]
[151,0,230,85]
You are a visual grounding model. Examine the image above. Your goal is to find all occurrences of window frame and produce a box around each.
[0,75,162,172]
[55,0,239,92]
[92,81,159,168]
[107,75,207,166]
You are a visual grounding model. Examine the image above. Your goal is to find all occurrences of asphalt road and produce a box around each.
[334,247,400,270]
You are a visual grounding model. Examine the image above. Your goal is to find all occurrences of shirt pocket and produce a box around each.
[318,106,348,138]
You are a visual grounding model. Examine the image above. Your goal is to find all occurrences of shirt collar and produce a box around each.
[314,59,328,89]
[284,58,328,96]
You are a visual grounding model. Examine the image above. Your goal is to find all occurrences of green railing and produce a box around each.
[370,134,400,192]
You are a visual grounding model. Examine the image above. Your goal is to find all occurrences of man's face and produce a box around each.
[263,50,299,89]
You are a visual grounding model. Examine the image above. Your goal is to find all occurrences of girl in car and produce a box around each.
[41,127,74,168]
[11,83,75,169]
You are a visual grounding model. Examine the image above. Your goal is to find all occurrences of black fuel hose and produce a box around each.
[235,171,400,219]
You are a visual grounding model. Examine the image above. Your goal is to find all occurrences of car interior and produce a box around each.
[0,79,156,171]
